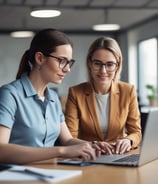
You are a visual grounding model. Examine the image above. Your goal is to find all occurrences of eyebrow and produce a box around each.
[92,59,116,63]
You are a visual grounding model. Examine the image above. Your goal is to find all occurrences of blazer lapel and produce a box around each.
[85,83,104,140]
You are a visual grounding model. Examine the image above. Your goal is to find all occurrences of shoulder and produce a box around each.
[0,80,21,110]
[112,80,137,96]
[118,81,134,89]
[114,80,134,90]
[0,80,21,95]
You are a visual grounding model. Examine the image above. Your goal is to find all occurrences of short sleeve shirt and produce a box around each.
[0,73,65,147]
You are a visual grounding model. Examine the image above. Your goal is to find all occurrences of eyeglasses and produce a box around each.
[91,60,118,72]
[44,54,75,69]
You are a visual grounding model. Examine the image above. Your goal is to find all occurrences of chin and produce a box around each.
[54,80,62,84]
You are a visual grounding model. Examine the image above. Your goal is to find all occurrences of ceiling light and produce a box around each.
[92,24,120,31]
[93,9,120,31]
[10,31,34,38]
[30,9,61,18]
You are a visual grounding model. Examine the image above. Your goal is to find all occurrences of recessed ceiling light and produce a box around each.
[10,31,34,38]
[30,9,61,18]
[92,24,120,31]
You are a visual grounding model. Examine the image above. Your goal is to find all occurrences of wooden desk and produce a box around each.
[2,153,158,184]
[31,160,158,184]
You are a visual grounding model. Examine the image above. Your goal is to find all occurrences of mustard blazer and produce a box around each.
[65,81,142,148]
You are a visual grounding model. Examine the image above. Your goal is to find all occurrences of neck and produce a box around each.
[92,82,111,95]
[29,71,47,97]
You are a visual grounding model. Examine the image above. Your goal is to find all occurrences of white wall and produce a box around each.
[0,36,32,85]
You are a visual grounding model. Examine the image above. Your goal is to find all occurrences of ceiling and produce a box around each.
[0,0,158,34]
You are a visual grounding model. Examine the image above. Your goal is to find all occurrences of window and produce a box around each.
[138,38,157,105]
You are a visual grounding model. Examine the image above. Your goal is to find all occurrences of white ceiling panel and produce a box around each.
[91,0,115,6]
[61,0,90,6]
[0,0,157,33]
[6,0,23,4]
[45,0,60,6]
[114,0,150,7]
[24,0,43,6]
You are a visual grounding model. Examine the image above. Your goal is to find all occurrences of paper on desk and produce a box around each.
[0,165,82,182]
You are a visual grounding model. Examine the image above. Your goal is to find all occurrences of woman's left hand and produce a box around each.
[113,139,132,154]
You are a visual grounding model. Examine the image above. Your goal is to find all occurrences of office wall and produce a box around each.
[0,36,32,85]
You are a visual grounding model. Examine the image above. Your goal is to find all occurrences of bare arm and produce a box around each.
[0,123,96,164]
[59,122,87,145]
[0,125,66,164]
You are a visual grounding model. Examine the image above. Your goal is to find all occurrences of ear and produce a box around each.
[34,52,45,66]
[87,60,91,68]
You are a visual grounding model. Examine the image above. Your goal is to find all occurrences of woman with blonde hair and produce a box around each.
[65,37,142,155]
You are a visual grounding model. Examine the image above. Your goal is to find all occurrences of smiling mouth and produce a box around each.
[58,74,65,79]
[98,75,109,78]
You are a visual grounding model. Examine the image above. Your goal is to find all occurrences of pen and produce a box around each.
[0,163,11,171]
[9,168,54,182]
[24,168,54,178]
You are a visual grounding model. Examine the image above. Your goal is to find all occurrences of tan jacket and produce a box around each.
[65,81,142,148]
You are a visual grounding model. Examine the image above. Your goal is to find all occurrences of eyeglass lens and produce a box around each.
[44,54,75,69]
[92,60,117,72]
[59,58,75,69]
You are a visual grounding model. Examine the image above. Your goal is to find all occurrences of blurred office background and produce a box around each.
[0,0,158,108]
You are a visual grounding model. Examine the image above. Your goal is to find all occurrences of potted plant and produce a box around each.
[145,84,157,106]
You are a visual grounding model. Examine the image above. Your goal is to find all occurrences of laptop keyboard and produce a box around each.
[113,154,140,162]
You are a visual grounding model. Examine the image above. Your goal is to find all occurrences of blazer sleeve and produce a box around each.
[65,87,79,138]
[107,82,142,148]
[124,85,142,148]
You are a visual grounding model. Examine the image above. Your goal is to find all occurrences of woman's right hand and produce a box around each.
[59,142,96,161]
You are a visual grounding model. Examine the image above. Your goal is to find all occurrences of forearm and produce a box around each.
[63,138,87,146]
[0,143,64,165]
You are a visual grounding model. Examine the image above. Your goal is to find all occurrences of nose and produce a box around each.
[62,64,71,73]
[100,65,108,73]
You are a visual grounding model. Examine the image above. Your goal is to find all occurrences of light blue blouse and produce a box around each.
[0,73,65,147]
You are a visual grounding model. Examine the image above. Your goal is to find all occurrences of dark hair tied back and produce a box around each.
[16,50,31,79]
[16,28,73,79]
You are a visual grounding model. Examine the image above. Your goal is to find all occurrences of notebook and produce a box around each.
[0,164,82,182]
[58,108,158,167]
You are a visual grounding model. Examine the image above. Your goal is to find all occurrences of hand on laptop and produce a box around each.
[91,139,132,155]
[112,139,132,154]
[91,141,115,155]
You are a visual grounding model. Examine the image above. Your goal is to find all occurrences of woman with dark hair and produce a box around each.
[0,28,98,164]
[65,37,142,155]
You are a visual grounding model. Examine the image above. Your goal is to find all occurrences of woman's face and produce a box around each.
[89,49,118,86]
[40,44,74,84]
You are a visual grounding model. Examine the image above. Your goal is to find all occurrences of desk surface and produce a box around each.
[33,160,158,184]
[2,152,158,184]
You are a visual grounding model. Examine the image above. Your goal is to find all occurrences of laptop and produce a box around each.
[58,108,158,167]
[90,107,158,166]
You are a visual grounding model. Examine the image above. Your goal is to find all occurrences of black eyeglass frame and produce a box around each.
[91,60,118,72]
[44,54,75,69]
